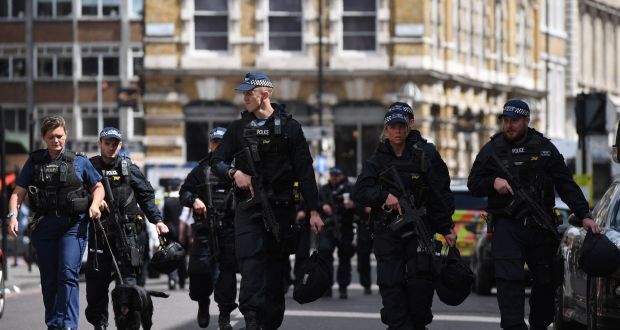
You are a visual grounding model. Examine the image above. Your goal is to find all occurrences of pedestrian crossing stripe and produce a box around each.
[282,310,503,324]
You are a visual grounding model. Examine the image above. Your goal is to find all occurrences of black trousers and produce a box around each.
[188,222,238,316]
[356,222,373,289]
[492,217,559,330]
[85,225,140,327]
[235,203,297,330]
[318,224,354,291]
[374,227,434,330]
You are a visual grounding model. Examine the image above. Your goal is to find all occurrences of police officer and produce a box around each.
[7,116,105,330]
[179,127,238,329]
[85,127,169,330]
[319,167,356,299]
[353,104,456,330]
[468,99,600,330]
[211,71,324,330]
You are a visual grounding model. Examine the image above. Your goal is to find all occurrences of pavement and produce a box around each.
[3,257,42,297]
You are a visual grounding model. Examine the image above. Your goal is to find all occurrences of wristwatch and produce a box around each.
[6,211,17,219]
[228,168,238,179]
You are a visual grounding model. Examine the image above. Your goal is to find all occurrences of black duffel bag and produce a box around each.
[293,233,331,304]
[435,246,474,306]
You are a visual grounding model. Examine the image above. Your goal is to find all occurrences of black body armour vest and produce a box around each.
[90,156,140,219]
[200,159,234,213]
[28,150,89,216]
[241,112,294,201]
[487,131,555,212]
[373,140,431,222]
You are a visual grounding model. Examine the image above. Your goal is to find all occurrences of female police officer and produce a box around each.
[353,105,456,330]
[7,116,104,330]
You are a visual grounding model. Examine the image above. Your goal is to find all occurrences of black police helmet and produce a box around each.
[579,230,620,277]
[150,236,185,274]
[435,247,474,306]
[293,250,332,304]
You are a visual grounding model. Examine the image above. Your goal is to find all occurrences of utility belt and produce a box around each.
[96,214,143,235]
[371,206,428,232]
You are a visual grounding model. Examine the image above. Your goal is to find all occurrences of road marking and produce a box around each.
[283,310,502,324]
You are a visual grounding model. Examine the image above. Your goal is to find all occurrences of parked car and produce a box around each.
[0,247,5,319]
[440,182,487,261]
[554,183,620,330]
[470,198,571,295]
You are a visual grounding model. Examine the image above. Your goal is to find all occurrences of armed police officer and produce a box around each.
[318,166,356,299]
[179,127,238,329]
[85,127,169,330]
[353,104,456,330]
[211,71,324,330]
[467,99,600,330]
[7,116,105,330]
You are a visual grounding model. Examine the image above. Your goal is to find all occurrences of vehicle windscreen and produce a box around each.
[454,192,487,210]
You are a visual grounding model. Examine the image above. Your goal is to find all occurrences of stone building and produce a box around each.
[143,0,565,179]
[0,0,145,167]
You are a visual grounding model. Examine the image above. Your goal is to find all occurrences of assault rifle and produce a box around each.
[489,153,560,242]
[325,184,344,242]
[191,166,221,261]
[379,166,436,255]
[101,176,141,268]
[234,146,280,242]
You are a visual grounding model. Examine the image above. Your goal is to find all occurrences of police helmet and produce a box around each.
[150,237,186,274]
[293,250,332,304]
[434,247,474,306]
[579,230,620,277]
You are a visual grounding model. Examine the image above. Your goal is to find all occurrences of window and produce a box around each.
[342,0,376,51]
[35,46,73,79]
[80,46,121,78]
[194,0,228,51]
[130,0,143,19]
[37,57,54,77]
[81,105,119,137]
[82,0,120,17]
[0,0,25,18]
[130,47,143,78]
[4,107,27,132]
[268,0,302,51]
[35,0,72,18]
[0,56,26,79]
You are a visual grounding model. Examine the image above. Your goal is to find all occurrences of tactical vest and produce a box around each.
[199,159,234,212]
[241,111,294,200]
[374,140,431,217]
[28,149,89,216]
[90,155,140,219]
[487,131,555,212]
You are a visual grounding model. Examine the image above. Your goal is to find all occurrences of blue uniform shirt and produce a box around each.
[16,149,102,221]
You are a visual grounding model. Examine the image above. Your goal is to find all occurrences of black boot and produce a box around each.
[93,325,107,330]
[197,301,210,328]
[243,311,260,330]
[339,288,348,299]
[219,313,233,330]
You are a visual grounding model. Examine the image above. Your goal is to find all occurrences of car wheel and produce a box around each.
[0,268,5,319]
[475,263,493,296]
[586,276,598,330]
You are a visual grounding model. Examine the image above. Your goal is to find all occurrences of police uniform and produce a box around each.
[15,148,102,330]
[353,110,454,330]
[467,100,591,330]
[84,151,164,328]
[211,72,320,330]
[179,151,238,328]
[318,172,355,298]
[355,206,374,294]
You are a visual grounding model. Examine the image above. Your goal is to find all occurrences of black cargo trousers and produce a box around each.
[492,216,560,330]
[235,202,297,330]
[374,225,435,330]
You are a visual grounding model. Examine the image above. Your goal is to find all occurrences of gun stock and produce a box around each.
[234,147,280,242]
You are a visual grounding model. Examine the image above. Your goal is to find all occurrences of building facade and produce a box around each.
[0,0,145,168]
[144,0,564,179]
